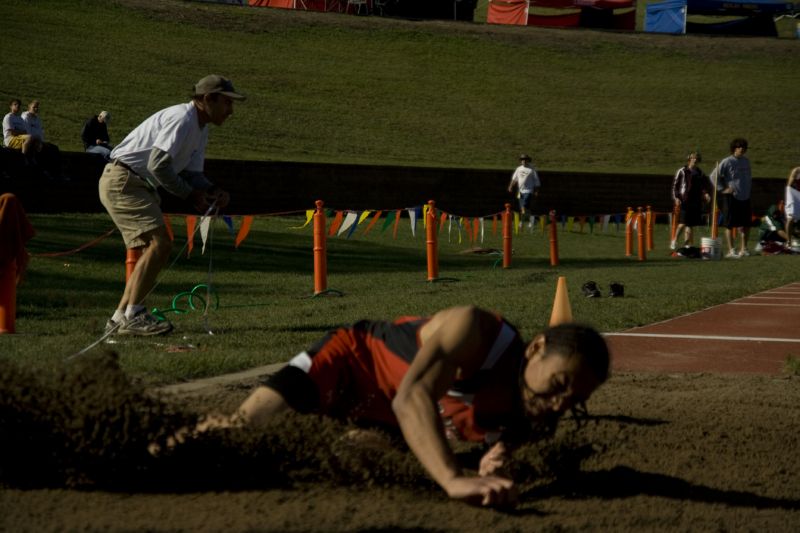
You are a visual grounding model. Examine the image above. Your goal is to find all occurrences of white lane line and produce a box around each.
[604,332,800,343]
[728,302,800,307]
[738,295,800,299]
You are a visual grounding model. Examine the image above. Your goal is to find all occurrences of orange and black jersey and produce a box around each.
[264,314,527,443]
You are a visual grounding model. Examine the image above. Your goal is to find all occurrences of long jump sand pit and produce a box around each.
[1,349,798,531]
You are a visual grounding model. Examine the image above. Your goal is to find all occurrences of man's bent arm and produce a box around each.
[392,306,516,506]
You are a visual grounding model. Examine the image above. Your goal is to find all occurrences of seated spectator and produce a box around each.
[2,99,42,166]
[21,99,65,180]
[81,110,113,161]
[757,203,788,252]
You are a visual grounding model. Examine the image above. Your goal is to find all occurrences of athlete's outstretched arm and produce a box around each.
[392,306,517,508]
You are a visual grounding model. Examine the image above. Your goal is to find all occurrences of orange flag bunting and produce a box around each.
[392,209,401,239]
[362,210,382,236]
[235,215,254,249]
[185,215,197,257]
[328,211,344,236]
[163,214,174,241]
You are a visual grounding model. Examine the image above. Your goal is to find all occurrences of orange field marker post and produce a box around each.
[502,203,513,268]
[0,259,17,334]
[125,248,142,282]
[711,160,720,240]
[312,200,343,297]
[549,209,559,267]
[426,200,440,281]
[670,203,680,245]
[637,207,647,261]
[426,200,458,283]
[625,207,633,256]
[646,205,654,251]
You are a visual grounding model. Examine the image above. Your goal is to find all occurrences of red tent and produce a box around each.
[487,0,636,30]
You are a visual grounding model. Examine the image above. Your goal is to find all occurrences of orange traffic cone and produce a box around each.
[549,276,573,326]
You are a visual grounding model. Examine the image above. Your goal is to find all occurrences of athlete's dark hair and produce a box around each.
[542,323,610,384]
[730,138,748,153]
[502,324,610,446]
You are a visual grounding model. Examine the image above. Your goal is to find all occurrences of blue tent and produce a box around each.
[645,0,799,34]
[645,0,687,34]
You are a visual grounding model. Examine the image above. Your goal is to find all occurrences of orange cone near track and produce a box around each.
[549,276,573,326]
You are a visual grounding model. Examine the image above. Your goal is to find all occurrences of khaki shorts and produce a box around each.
[5,134,30,150]
[98,162,163,248]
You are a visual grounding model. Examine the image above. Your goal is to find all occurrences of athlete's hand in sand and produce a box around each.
[444,475,517,508]
[478,441,512,478]
[147,413,241,457]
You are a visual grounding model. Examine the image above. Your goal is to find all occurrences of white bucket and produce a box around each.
[701,237,722,260]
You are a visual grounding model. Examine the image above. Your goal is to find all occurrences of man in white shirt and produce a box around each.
[98,75,244,336]
[507,153,541,229]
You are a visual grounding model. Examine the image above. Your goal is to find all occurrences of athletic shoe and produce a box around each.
[609,282,625,298]
[739,249,751,257]
[581,281,601,298]
[117,312,173,336]
[725,250,740,259]
[104,318,123,336]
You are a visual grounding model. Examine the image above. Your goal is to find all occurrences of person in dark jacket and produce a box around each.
[671,151,712,250]
[81,111,113,161]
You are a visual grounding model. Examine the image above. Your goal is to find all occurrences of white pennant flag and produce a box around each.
[200,215,212,254]
[448,214,453,243]
[408,208,417,237]
[338,211,359,236]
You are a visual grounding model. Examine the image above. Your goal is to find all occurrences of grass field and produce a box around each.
[3,212,798,385]
[2,0,799,176]
[2,0,798,385]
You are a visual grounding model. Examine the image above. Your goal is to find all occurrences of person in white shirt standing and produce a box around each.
[507,153,541,229]
[98,75,244,336]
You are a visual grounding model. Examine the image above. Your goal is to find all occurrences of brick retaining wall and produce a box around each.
[1,151,786,218]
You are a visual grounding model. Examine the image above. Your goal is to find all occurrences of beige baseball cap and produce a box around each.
[194,75,246,101]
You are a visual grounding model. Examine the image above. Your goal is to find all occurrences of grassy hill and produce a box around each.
[3,0,798,176]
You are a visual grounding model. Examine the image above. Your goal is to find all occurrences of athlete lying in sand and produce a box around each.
[162,305,610,508]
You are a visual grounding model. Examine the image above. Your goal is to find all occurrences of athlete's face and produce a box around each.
[204,94,235,126]
[520,339,600,424]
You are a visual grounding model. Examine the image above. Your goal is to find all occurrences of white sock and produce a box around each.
[124,304,146,321]
[112,309,125,323]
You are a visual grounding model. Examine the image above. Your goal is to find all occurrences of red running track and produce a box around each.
[605,282,800,375]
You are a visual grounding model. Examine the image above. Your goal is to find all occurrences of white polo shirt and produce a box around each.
[110,102,208,196]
